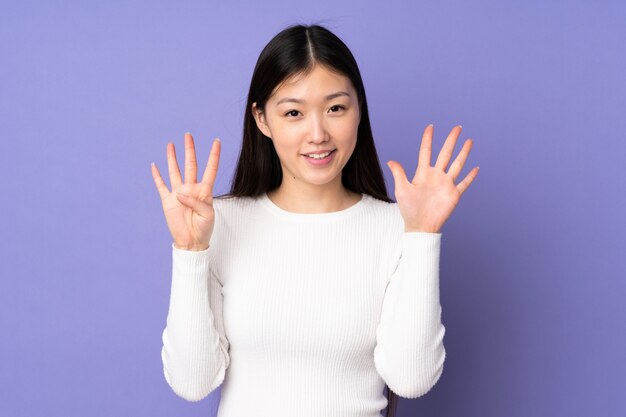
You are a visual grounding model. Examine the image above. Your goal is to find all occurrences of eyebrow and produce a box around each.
[275,91,351,105]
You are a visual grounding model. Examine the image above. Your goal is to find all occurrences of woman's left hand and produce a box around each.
[386,124,479,234]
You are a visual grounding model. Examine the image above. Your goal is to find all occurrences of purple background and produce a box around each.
[1,1,625,416]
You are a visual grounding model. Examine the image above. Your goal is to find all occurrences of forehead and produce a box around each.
[270,66,354,103]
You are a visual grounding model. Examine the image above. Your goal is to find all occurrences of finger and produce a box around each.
[176,192,213,219]
[184,132,198,185]
[199,138,221,200]
[151,162,170,201]
[435,125,462,171]
[386,160,408,188]
[456,166,480,196]
[417,124,434,172]
[447,139,474,181]
[167,142,183,190]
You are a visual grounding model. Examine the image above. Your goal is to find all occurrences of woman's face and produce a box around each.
[252,64,361,188]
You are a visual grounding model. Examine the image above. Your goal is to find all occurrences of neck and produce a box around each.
[267,183,361,214]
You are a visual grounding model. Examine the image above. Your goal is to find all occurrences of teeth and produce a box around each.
[305,151,332,159]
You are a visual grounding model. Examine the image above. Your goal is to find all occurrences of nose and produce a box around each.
[308,113,329,144]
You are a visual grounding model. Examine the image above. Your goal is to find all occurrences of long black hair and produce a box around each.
[216,22,398,417]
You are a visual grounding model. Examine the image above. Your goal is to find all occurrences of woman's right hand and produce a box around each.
[151,132,221,251]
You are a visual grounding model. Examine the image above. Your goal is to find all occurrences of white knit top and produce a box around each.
[161,192,446,417]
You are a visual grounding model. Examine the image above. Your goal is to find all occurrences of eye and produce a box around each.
[284,110,301,118]
[284,105,346,118]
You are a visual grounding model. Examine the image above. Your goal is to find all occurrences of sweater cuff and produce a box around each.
[171,242,211,278]
[400,232,442,275]
[401,231,442,248]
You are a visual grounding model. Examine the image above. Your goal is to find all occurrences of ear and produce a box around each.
[252,102,273,139]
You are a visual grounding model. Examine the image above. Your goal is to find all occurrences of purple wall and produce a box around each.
[1,1,624,416]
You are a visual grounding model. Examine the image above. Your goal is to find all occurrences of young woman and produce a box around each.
[151,23,478,417]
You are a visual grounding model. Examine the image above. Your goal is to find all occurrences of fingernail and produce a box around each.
[216,138,221,142]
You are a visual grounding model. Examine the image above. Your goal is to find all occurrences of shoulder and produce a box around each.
[206,193,255,232]
[364,194,403,224]
[206,194,257,257]
[212,193,257,215]
[361,194,405,241]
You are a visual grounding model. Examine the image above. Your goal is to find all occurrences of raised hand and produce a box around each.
[151,133,221,251]
[386,124,479,233]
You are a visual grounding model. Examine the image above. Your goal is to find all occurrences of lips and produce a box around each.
[301,149,336,156]
[302,148,336,166]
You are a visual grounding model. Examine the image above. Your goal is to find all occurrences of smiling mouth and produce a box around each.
[302,149,337,159]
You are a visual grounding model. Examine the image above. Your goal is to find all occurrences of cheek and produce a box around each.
[272,121,306,143]
[272,137,302,161]
[336,111,359,134]
[335,120,359,148]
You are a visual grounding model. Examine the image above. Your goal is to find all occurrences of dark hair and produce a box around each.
[216,22,398,416]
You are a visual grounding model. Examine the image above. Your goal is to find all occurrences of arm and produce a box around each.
[373,232,446,398]
[161,243,230,402]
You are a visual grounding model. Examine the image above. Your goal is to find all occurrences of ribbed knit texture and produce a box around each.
[161,192,446,416]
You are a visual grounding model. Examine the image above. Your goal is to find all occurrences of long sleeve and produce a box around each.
[160,242,230,402]
[373,231,446,398]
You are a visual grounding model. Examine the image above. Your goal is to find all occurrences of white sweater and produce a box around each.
[161,192,446,417]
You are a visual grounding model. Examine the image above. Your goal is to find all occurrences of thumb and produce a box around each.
[386,160,407,184]
[176,192,213,219]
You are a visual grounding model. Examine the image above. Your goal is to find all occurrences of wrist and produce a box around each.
[404,226,440,233]
[173,243,209,251]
